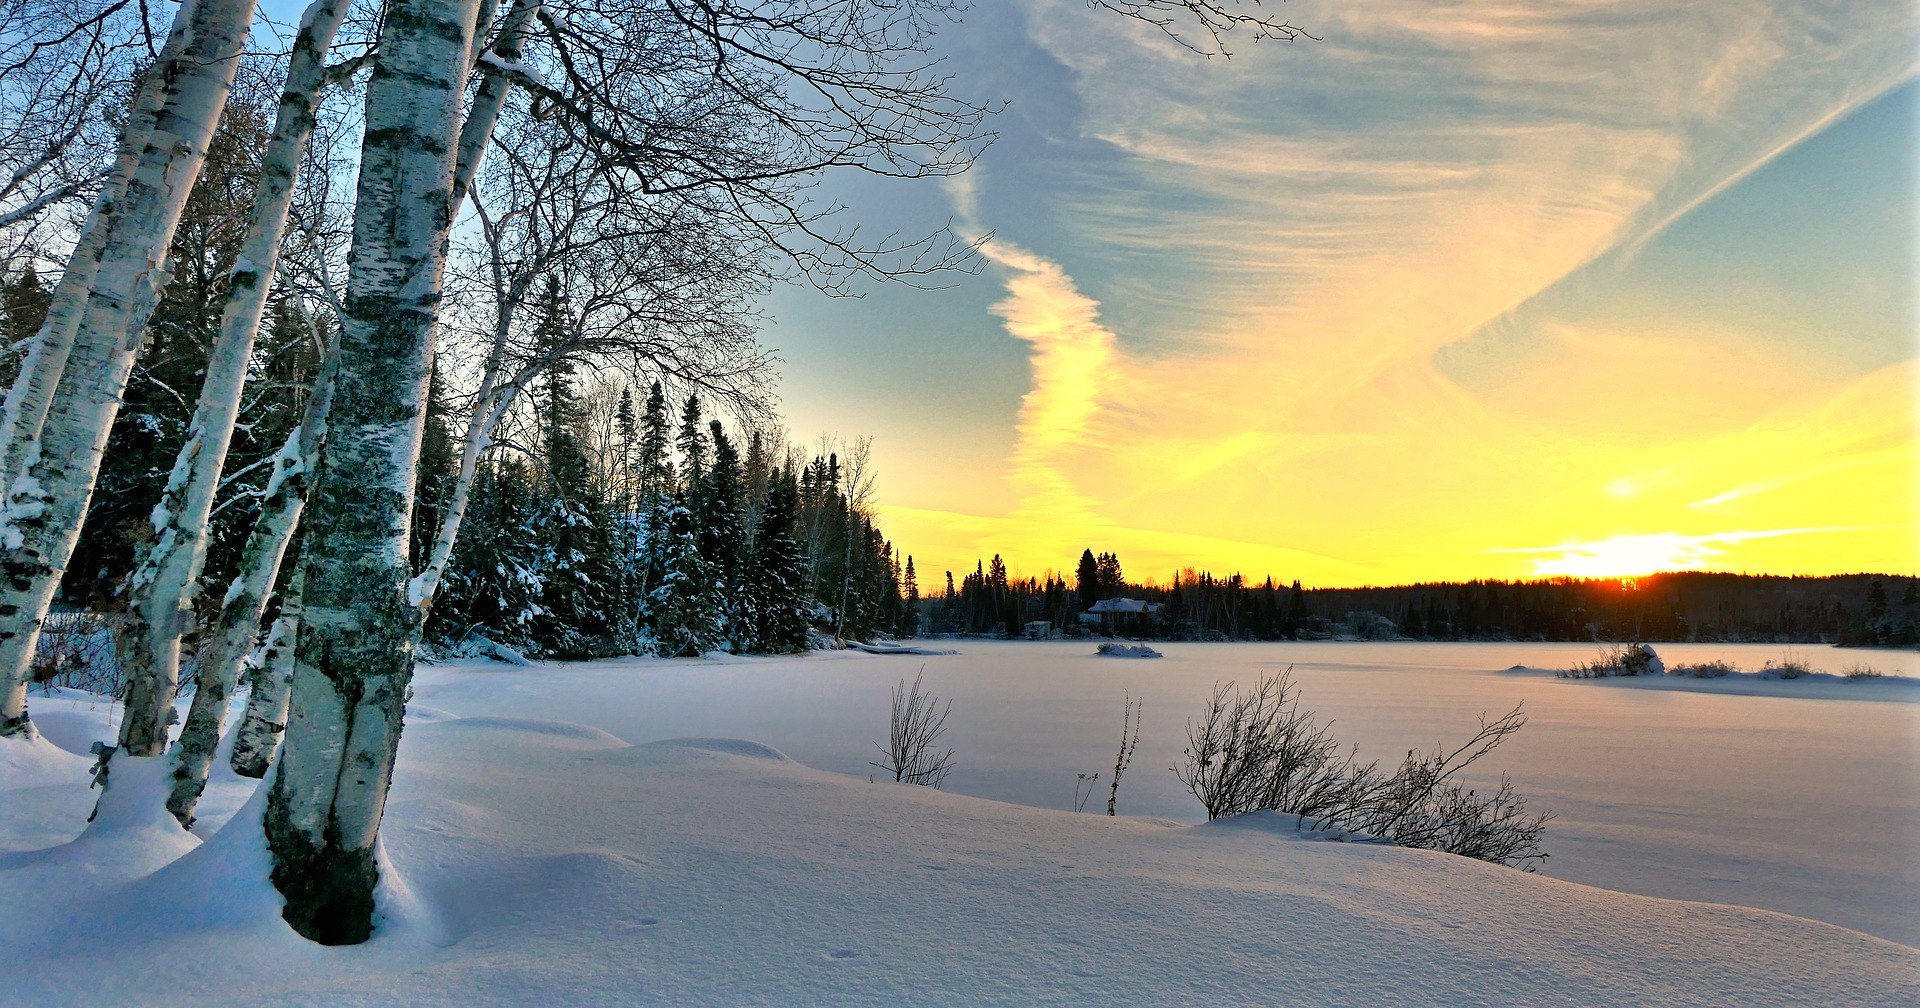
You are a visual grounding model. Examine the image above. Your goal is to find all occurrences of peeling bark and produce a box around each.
[266,0,482,946]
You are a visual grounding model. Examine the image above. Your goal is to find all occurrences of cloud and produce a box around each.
[877,2,1917,584]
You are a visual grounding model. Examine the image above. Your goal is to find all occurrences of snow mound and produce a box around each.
[414,716,629,750]
[638,737,793,762]
[1096,642,1163,658]
[25,703,120,757]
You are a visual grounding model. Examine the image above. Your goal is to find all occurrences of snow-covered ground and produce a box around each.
[5,641,1917,1004]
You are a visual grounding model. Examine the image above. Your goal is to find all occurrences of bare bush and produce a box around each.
[1108,691,1141,816]
[1671,660,1738,679]
[1763,655,1814,679]
[1843,664,1885,680]
[30,612,124,697]
[1175,671,1552,869]
[870,670,954,788]
[1174,670,1360,821]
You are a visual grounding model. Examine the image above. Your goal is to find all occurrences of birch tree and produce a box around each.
[0,0,144,263]
[0,0,259,739]
[264,0,483,945]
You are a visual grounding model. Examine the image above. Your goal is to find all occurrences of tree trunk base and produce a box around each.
[266,789,378,945]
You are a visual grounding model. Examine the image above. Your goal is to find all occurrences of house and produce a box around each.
[1078,597,1163,634]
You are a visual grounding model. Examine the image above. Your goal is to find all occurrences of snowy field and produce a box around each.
[409,639,1920,946]
[5,640,1917,1005]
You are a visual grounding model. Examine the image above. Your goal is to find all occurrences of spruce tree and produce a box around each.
[902,556,920,637]
[696,420,748,648]
[1076,549,1100,608]
[677,394,707,486]
[648,489,718,657]
[747,467,810,652]
[637,381,672,503]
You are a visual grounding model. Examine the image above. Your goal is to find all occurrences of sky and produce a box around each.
[758,0,1920,588]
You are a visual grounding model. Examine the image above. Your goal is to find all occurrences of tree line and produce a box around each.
[924,547,1919,647]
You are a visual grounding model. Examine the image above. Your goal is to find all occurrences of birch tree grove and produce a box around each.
[0,0,259,738]
[117,0,355,794]
[0,0,1312,945]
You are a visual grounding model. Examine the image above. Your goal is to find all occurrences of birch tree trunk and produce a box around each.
[123,0,352,787]
[0,12,178,737]
[265,0,481,945]
[167,357,335,821]
[229,601,299,780]
[402,0,534,631]
[0,0,259,740]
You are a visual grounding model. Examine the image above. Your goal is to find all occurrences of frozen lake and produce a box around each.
[416,640,1920,946]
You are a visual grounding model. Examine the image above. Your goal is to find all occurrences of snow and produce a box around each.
[4,641,1917,1005]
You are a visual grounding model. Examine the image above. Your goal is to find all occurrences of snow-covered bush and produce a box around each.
[1558,642,1662,678]
[1763,657,1813,680]
[1176,670,1551,869]
[1843,664,1885,679]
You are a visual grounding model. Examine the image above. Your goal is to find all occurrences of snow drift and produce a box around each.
[4,681,1916,1007]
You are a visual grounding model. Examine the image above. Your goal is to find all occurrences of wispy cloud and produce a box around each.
[878,2,1918,583]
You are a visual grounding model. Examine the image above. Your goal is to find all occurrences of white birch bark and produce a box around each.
[0,10,181,737]
[229,603,298,780]
[0,0,259,740]
[121,0,352,786]
[265,0,481,946]
[402,0,536,630]
[166,355,334,820]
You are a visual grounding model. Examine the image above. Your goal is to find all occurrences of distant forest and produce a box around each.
[928,551,1920,648]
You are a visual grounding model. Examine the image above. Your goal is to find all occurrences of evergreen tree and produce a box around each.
[901,555,920,637]
[747,467,810,652]
[1075,548,1100,608]
[696,420,749,647]
[614,385,637,513]
[677,394,707,486]
[438,460,546,649]
[648,490,719,657]
[0,266,50,389]
[637,381,672,503]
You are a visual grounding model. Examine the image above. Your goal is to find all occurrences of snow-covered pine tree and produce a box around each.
[747,466,809,653]
[436,459,545,652]
[696,420,747,649]
[742,428,770,545]
[648,491,718,658]
[522,279,621,658]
